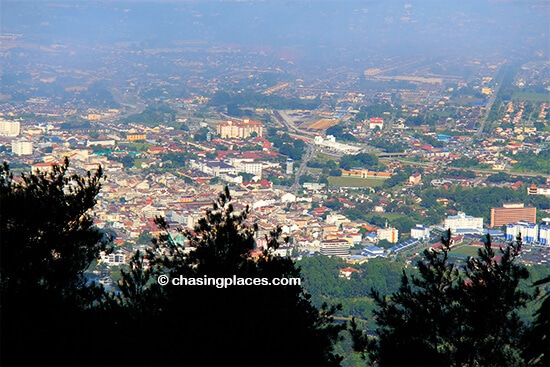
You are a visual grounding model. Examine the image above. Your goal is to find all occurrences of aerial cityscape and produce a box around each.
[1,1,549,366]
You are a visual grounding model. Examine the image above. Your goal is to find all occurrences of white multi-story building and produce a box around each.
[539,224,550,245]
[411,224,431,240]
[538,218,550,245]
[0,119,20,137]
[217,119,263,138]
[444,211,483,234]
[320,239,350,258]
[286,158,294,175]
[241,162,262,177]
[190,159,236,177]
[506,221,539,243]
[377,226,399,243]
[325,213,350,226]
[12,140,33,156]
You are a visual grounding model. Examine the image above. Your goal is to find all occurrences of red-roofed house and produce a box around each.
[339,267,361,279]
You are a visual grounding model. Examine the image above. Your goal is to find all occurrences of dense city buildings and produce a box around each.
[0,0,548,297]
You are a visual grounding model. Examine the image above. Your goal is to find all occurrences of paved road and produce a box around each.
[476,68,504,138]
[290,143,315,193]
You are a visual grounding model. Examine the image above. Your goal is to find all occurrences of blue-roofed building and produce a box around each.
[365,232,378,243]
[361,246,386,258]
[483,229,505,239]
[436,134,453,142]
[389,238,420,253]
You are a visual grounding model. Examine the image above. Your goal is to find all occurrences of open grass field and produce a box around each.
[328,176,385,187]
[512,92,550,103]
[449,245,482,258]
[363,212,407,221]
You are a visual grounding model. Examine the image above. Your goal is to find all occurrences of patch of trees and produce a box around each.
[450,156,484,169]
[505,150,550,174]
[307,159,342,178]
[362,103,393,118]
[419,134,445,148]
[326,124,357,142]
[299,256,404,323]
[271,133,306,160]
[382,165,413,189]
[120,103,176,125]
[421,186,550,223]
[111,154,136,168]
[209,89,321,112]
[266,172,294,186]
[339,153,379,170]
[369,137,406,153]
[486,171,513,183]
[73,83,120,109]
[444,168,477,179]
[60,120,92,130]
[193,126,210,142]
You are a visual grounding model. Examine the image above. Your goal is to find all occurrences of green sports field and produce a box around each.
[328,176,385,188]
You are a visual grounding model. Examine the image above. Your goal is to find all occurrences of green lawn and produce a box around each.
[363,212,407,221]
[328,176,385,188]
[450,245,482,257]
[123,141,152,151]
[511,92,550,103]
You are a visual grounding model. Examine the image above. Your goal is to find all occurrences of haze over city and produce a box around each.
[1,1,549,366]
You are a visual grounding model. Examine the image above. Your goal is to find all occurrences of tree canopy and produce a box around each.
[1,159,111,365]
[350,231,540,366]
[114,186,345,365]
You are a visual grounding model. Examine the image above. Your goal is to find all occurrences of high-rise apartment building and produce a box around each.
[12,140,33,156]
[217,119,263,138]
[490,203,537,228]
[506,221,539,243]
[0,119,20,137]
[377,226,399,243]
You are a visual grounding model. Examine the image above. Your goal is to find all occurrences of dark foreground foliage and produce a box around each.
[1,158,111,365]
[350,230,549,366]
[1,162,344,366]
[110,186,345,366]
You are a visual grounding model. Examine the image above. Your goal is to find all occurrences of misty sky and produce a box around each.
[2,0,548,60]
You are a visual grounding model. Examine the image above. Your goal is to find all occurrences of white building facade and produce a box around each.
[411,224,431,240]
[12,140,33,156]
[377,226,399,243]
[444,211,483,233]
[0,119,20,137]
[506,221,539,243]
